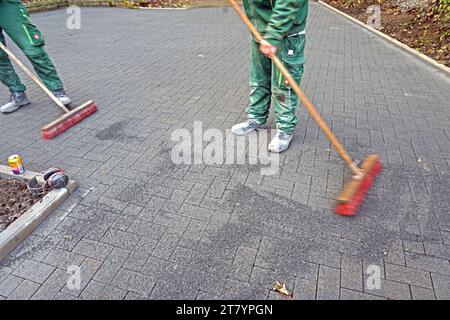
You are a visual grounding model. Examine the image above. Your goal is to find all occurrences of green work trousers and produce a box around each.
[246,34,306,133]
[0,0,64,93]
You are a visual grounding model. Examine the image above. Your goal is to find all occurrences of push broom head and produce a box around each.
[41,100,97,140]
[335,154,383,216]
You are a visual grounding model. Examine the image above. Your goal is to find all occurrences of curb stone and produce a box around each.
[0,165,78,262]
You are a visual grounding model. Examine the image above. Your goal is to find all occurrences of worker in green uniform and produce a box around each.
[0,0,71,114]
[231,0,309,153]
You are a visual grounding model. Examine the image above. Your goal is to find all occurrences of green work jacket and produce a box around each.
[243,0,308,47]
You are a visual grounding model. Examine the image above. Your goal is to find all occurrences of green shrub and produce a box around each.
[439,0,450,18]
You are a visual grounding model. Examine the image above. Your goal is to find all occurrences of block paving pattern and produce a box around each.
[0,4,449,300]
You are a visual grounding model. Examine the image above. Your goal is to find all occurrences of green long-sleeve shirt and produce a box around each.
[243,0,309,47]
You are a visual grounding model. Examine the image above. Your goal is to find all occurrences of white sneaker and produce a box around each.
[268,130,293,153]
[1,92,30,114]
[52,89,72,106]
[231,119,268,136]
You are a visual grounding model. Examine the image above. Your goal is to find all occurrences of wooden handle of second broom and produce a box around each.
[0,42,70,113]
[228,0,356,171]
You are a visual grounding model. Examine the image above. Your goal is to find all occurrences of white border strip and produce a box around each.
[318,1,450,77]
[0,165,77,262]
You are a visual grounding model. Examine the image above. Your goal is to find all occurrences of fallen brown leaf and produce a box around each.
[272,281,292,298]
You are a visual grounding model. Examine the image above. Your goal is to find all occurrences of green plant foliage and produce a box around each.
[438,0,450,19]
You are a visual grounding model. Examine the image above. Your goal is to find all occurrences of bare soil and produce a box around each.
[324,0,450,67]
[0,178,48,232]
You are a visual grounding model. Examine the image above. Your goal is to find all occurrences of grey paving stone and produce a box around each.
[201,196,236,214]
[431,273,450,300]
[185,183,209,205]
[7,280,40,300]
[48,229,83,252]
[81,184,110,206]
[61,258,102,297]
[268,290,293,300]
[142,257,170,279]
[150,279,199,300]
[424,242,450,260]
[0,275,23,297]
[111,215,136,231]
[72,238,114,260]
[230,246,257,282]
[341,255,363,291]
[181,220,207,244]
[363,260,386,279]
[68,204,98,221]
[178,203,214,221]
[405,252,450,276]
[33,209,70,238]
[127,219,167,240]
[100,228,141,251]
[411,286,436,300]
[193,270,228,297]
[170,246,195,264]
[385,263,433,289]
[291,183,310,204]
[306,249,341,268]
[203,166,233,179]
[383,239,406,266]
[292,277,317,300]
[57,216,89,236]
[403,240,425,254]
[3,234,56,266]
[262,177,294,192]
[224,275,270,300]
[184,172,215,186]
[53,292,80,300]
[93,248,131,283]
[196,292,222,300]
[153,211,191,230]
[164,178,195,192]
[0,266,13,284]
[80,281,127,300]
[316,266,340,300]
[112,268,156,297]
[12,259,55,284]
[162,190,189,213]
[152,229,183,259]
[340,288,386,300]
[122,238,157,272]
[364,277,412,300]
[43,248,85,269]
[227,172,248,190]
[125,291,148,300]
[123,204,145,217]
[31,268,68,300]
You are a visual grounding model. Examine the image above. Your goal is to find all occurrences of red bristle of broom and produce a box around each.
[41,103,97,140]
[335,159,383,216]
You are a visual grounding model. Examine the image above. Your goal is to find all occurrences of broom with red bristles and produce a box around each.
[0,42,97,140]
[228,0,382,216]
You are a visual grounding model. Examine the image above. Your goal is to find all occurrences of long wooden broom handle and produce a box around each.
[228,0,360,175]
[0,42,70,113]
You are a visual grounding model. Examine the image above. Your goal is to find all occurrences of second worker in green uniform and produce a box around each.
[0,0,71,114]
[231,0,309,153]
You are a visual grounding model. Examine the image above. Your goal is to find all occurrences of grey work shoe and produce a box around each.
[1,92,30,114]
[268,130,294,153]
[52,89,71,106]
[231,119,268,136]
